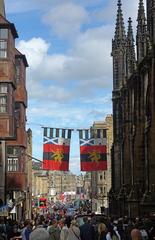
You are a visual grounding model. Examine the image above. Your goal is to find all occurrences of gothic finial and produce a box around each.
[112,0,126,90]
[0,0,5,18]
[137,0,146,22]
[127,17,134,40]
[113,0,126,48]
[136,0,147,61]
[126,17,136,76]
[127,17,134,46]
[117,0,122,7]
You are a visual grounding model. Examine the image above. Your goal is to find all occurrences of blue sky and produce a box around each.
[5,0,146,174]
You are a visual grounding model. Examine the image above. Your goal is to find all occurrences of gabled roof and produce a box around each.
[15,48,29,67]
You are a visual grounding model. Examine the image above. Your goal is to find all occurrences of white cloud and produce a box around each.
[27,98,111,129]
[42,2,88,39]
[17,25,113,103]
[17,38,50,70]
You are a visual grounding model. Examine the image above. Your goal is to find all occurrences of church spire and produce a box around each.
[113,0,126,49]
[126,18,136,77]
[112,0,126,90]
[0,0,5,18]
[136,0,147,62]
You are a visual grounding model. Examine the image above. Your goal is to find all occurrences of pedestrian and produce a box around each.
[9,224,21,240]
[149,224,155,240]
[29,228,49,240]
[60,219,69,240]
[113,226,121,240]
[131,229,142,240]
[98,223,107,240]
[106,227,119,240]
[0,218,6,240]
[67,220,81,240]
[80,217,95,240]
[139,226,148,240]
[47,219,60,240]
[21,220,33,240]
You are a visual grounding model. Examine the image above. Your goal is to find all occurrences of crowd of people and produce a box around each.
[0,211,155,240]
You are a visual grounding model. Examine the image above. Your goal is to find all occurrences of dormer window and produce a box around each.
[0,28,8,58]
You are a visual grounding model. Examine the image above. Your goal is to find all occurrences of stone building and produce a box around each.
[32,170,49,197]
[25,129,32,219]
[91,115,113,213]
[48,171,77,201]
[110,0,155,217]
[32,169,77,202]
[0,0,28,220]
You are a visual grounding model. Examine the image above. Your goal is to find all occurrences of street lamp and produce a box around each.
[98,191,105,214]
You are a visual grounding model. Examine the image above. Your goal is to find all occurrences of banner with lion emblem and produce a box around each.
[79,129,107,171]
[42,127,72,171]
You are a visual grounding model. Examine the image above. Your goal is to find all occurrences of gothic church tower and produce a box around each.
[110,0,155,217]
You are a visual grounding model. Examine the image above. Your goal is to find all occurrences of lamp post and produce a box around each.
[98,191,105,214]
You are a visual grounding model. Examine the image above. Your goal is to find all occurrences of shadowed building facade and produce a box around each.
[110,0,155,217]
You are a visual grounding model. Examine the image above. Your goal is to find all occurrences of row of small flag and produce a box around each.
[42,127,107,172]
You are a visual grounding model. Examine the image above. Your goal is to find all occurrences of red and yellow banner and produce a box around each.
[79,137,107,171]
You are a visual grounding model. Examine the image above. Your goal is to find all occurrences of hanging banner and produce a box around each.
[79,129,107,171]
[42,128,72,171]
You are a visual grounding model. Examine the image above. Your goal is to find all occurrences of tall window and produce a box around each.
[0,83,7,113]
[99,187,103,194]
[0,29,8,59]
[99,174,103,180]
[7,157,19,171]
[7,146,20,172]
[15,58,21,84]
[0,95,7,113]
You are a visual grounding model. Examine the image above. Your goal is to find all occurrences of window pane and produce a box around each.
[0,96,6,104]
[7,146,20,156]
[7,157,19,172]
[0,50,7,58]
[0,84,7,93]
[0,29,8,39]
[8,158,13,171]
[15,65,20,84]
[0,95,7,113]
[7,146,14,155]
[0,106,7,113]
[0,40,7,49]
[103,129,107,138]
